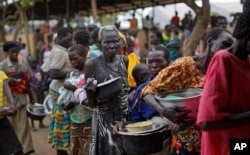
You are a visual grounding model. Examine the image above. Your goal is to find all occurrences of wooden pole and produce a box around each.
[91,0,98,23]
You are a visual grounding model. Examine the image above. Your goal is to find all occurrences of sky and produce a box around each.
[117,0,243,29]
[209,0,240,2]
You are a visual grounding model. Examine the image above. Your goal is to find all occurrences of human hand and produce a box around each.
[0,107,9,116]
[161,107,194,124]
[61,102,75,111]
[7,106,17,116]
[0,107,17,116]
[113,121,129,136]
[8,78,19,85]
[85,78,97,97]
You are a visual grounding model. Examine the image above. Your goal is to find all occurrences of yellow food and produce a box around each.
[126,121,153,133]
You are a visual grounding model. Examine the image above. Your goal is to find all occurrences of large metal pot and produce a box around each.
[118,123,171,155]
[155,88,202,118]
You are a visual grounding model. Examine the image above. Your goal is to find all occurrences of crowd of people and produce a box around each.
[0,1,250,155]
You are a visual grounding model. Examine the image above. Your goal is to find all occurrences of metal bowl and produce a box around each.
[43,95,53,114]
[155,88,202,118]
[26,103,46,120]
[95,77,122,100]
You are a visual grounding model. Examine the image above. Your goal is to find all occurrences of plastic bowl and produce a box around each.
[155,88,202,118]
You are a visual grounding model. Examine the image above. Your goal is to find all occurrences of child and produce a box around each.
[61,44,93,155]
[27,55,46,131]
[128,63,158,122]
[0,71,24,155]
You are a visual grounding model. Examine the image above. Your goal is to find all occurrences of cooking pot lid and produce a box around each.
[117,122,169,135]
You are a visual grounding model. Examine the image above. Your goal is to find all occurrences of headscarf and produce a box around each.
[118,31,128,55]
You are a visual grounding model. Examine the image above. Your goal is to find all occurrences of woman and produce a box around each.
[60,45,92,155]
[197,8,250,155]
[0,41,35,154]
[84,25,129,155]
[47,27,73,155]
[113,46,172,155]
[141,27,234,155]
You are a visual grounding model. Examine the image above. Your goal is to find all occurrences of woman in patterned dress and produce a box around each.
[141,27,234,155]
[85,25,129,155]
[47,28,73,155]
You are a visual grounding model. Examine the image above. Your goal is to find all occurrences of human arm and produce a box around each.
[200,111,250,131]
[143,93,190,124]
[64,80,77,92]
[3,79,17,116]
[113,121,132,136]
[61,101,77,111]
[49,49,70,79]
[49,69,68,80]
[123,56,129,69]
[197,51,250,130]
[84,58,97,108]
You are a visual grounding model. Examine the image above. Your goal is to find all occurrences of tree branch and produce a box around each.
[184,0,201,14]
[2,11,19,24]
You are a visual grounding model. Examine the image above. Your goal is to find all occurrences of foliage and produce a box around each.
[100,13,118,26]
[20,0,35,7]
[20,0,50,8]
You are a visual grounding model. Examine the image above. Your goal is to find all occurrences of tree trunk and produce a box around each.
[23,9,31,55]
[0,25,6,42]
[13,5,25,41]
[183,0,210,56]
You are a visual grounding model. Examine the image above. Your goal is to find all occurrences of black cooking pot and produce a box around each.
[120,126,171,155]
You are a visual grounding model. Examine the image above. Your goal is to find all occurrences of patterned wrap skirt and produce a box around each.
[48,89,70,151]
[70,119,92,155]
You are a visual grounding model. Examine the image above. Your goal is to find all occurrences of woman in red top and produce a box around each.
[197,8,250,155]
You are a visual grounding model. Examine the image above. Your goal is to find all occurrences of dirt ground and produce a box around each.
[30,115,56,155]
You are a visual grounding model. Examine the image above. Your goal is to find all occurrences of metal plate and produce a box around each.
[97,76,121,87]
